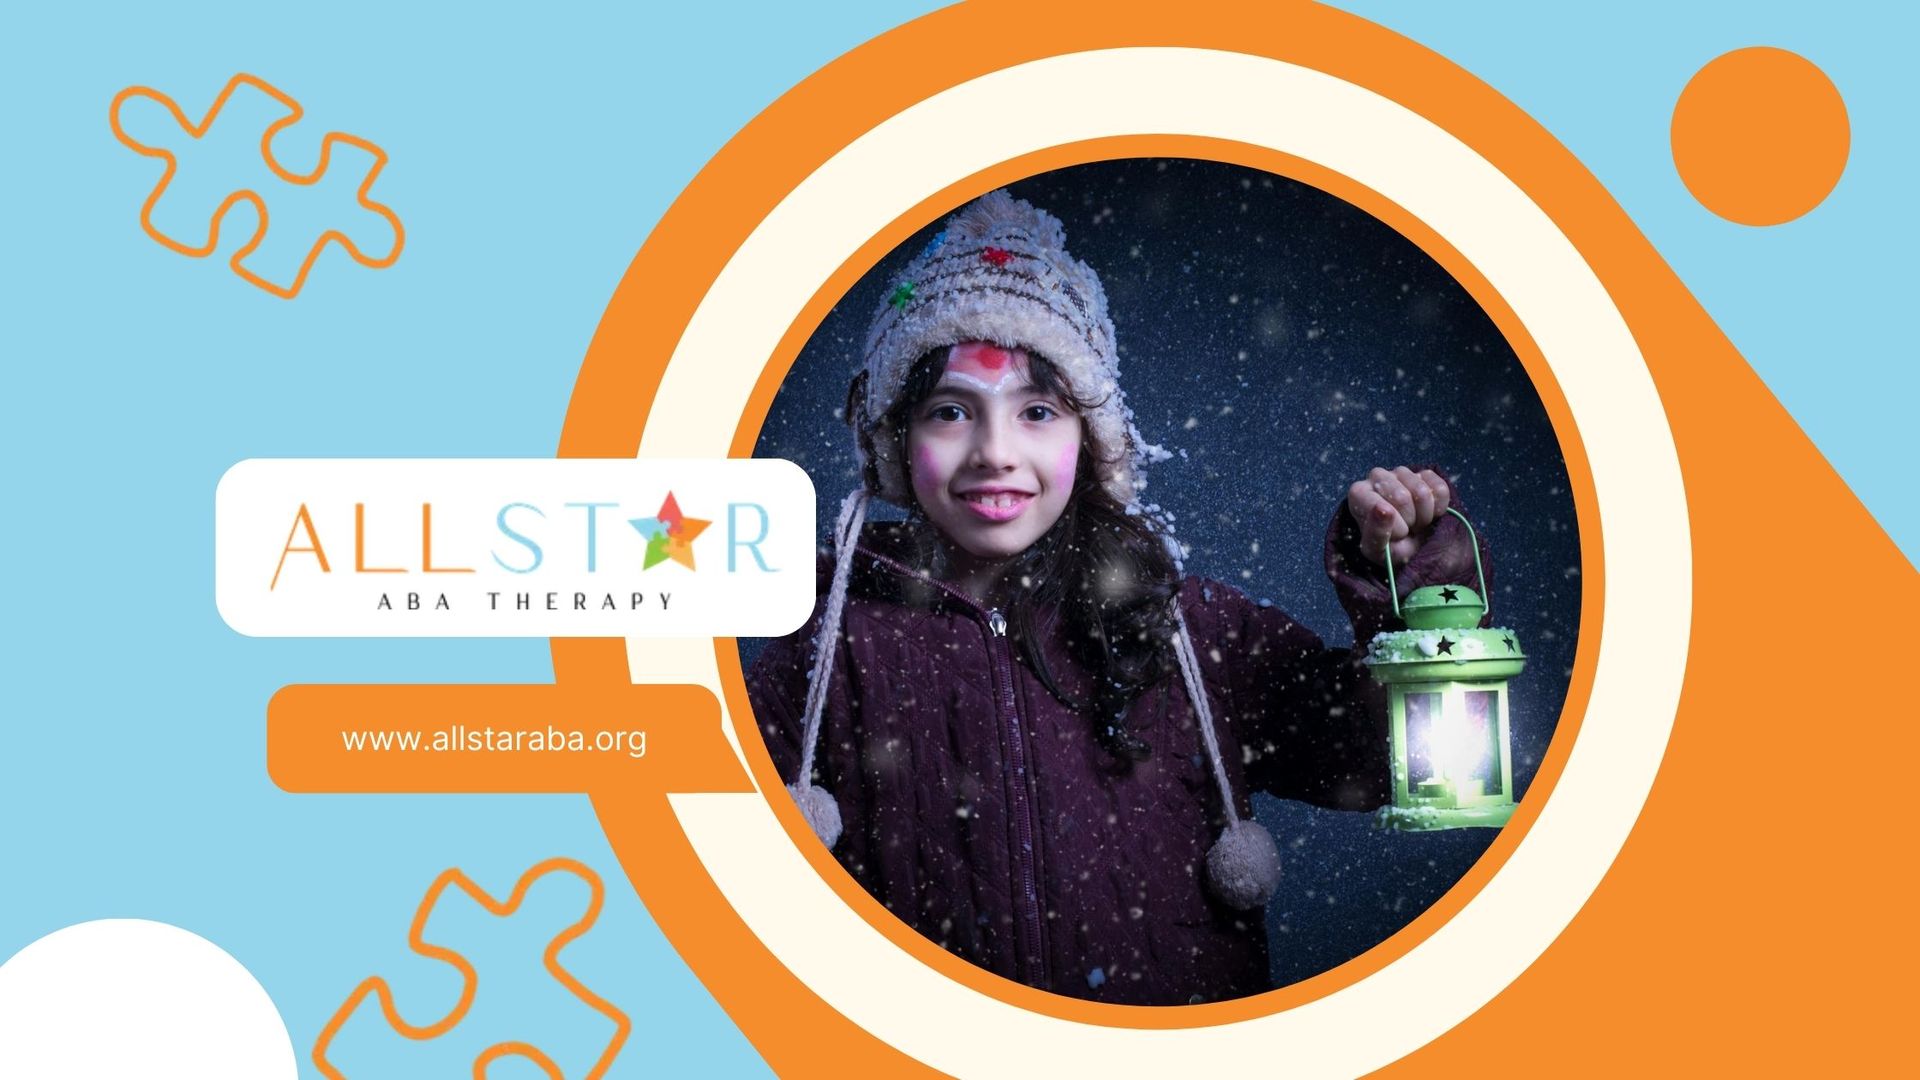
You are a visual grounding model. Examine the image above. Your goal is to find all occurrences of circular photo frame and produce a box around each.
[743,154,1583,1000]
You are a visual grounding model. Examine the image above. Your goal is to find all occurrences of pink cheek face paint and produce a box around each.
[910,443,949,501]
[1053,442,1079,492]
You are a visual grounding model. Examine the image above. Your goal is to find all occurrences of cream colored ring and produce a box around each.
[629,47,1689,1077]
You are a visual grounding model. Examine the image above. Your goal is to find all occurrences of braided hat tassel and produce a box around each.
[786,488,871,850]
[1167,603,1284,909]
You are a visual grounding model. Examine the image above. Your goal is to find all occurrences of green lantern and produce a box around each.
[1364,508,1524,831]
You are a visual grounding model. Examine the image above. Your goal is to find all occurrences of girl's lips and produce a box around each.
[957,490,1034,522]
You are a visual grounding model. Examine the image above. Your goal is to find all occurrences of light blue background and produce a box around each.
[1,2,1908,1076]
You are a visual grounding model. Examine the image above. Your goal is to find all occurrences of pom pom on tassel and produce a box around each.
[788,782,843,849]
[1205,819,1282,909]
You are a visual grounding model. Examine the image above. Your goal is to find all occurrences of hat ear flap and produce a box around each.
[845,369,870,427]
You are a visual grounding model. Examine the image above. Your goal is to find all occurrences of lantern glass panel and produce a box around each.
[1405,691,1440,787]
[1406,687,1505,794]
[1463,689,1500,795]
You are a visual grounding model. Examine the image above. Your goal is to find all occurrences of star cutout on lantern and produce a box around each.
[1439,586,1460,602]
[627,492,710,570]
[1436,637,1454,655]
[889,281,916,309]
[981,246,1012,266]
[1503,635,1517,653]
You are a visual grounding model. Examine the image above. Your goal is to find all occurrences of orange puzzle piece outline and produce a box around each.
[312,857,631,1079]
[108,72,404,299]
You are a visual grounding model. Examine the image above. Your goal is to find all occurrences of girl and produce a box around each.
[747,190,1488,1005]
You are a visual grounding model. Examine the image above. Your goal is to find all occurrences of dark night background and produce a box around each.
[741,158,1582,990]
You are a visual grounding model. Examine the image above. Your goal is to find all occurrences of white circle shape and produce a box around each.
[627,47,1689,1077]
[0,919,298,1079]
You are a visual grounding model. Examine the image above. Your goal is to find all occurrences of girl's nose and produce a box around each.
[968,414,1017,471]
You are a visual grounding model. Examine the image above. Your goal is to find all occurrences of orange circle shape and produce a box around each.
[1671,46,1850,226]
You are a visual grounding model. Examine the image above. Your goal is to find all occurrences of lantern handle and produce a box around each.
[1385,507,1490,623]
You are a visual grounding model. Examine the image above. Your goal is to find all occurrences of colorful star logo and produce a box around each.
[628,492,710,570]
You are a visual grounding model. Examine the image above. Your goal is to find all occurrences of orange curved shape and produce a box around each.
[310,856,630,1079]
[473,1042,564,1079]
[544,1,1916,1075]
[107,72,404,299]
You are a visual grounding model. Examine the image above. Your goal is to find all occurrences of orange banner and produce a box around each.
[267,683,749,794]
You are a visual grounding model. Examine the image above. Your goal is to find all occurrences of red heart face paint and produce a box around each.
[906,342,1082,570]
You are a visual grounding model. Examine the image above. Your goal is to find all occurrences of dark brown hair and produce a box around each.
[854,348,1180,762]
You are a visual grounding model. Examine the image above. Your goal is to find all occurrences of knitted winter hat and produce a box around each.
[853,189,1159,508]
[787,191,1282,912]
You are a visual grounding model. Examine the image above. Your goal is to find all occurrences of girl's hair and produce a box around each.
[851,348,1180,762]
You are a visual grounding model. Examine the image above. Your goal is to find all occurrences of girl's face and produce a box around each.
[906,342,1083,563]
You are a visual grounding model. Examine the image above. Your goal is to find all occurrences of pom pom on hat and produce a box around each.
[1205,818,1282,910]
[788,782,843,850]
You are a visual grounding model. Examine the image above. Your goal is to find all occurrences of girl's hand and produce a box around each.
[1346,466,1452,567]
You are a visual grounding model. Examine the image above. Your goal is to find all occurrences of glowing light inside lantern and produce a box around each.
[1426,690,1494,787]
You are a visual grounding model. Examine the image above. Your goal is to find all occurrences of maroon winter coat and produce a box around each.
[747,501,1488,1006]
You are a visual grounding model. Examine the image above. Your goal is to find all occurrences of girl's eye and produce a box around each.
[927,403,968,423]
[1023,403,1060,422]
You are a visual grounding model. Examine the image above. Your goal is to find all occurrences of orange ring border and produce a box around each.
[715,135,1600,1027]
[554,2,1630,1070]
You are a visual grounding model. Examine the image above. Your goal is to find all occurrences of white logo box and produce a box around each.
[215,459,817,637]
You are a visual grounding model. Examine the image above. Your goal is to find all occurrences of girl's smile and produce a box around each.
[906,342,1082,578]
[956,486,1035,521]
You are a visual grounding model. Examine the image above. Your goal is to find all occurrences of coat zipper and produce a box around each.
[858,549,1048,985]
[984,605,1045,985]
